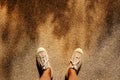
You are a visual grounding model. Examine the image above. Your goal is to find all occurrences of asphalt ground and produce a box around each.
[0,0,120,80]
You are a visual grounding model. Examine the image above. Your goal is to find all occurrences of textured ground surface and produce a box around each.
[0,0,120,80]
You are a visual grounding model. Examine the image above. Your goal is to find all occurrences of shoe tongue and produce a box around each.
[43,60,48,69]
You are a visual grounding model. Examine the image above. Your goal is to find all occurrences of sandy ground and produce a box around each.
[0,0,120,80]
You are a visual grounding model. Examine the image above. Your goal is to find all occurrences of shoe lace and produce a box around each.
[40,54,48,67]
[71,52,81,66]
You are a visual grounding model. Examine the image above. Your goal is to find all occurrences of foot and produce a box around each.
[69,48,83,74]
[36,47,51,70]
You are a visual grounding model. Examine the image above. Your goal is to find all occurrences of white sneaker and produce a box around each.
[69,48,83,73]
[36,47,51,70]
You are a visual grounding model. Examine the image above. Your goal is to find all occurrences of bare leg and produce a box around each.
[68,68,78,80]
[39,68,51,80]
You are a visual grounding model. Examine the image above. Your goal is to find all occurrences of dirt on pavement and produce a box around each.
[0,0,120,80]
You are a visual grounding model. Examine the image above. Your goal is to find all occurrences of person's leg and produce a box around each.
[67,48,83,80]
[68,68,78,80]
[36,47,52,80]
[39,68,51,80]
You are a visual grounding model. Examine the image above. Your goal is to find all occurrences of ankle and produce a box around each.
[43,68,51,77]
[68,68,77,76]
[68,68,78,80]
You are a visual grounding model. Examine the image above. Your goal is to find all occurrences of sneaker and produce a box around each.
[69,48,83,74]
[36,47,51,70]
